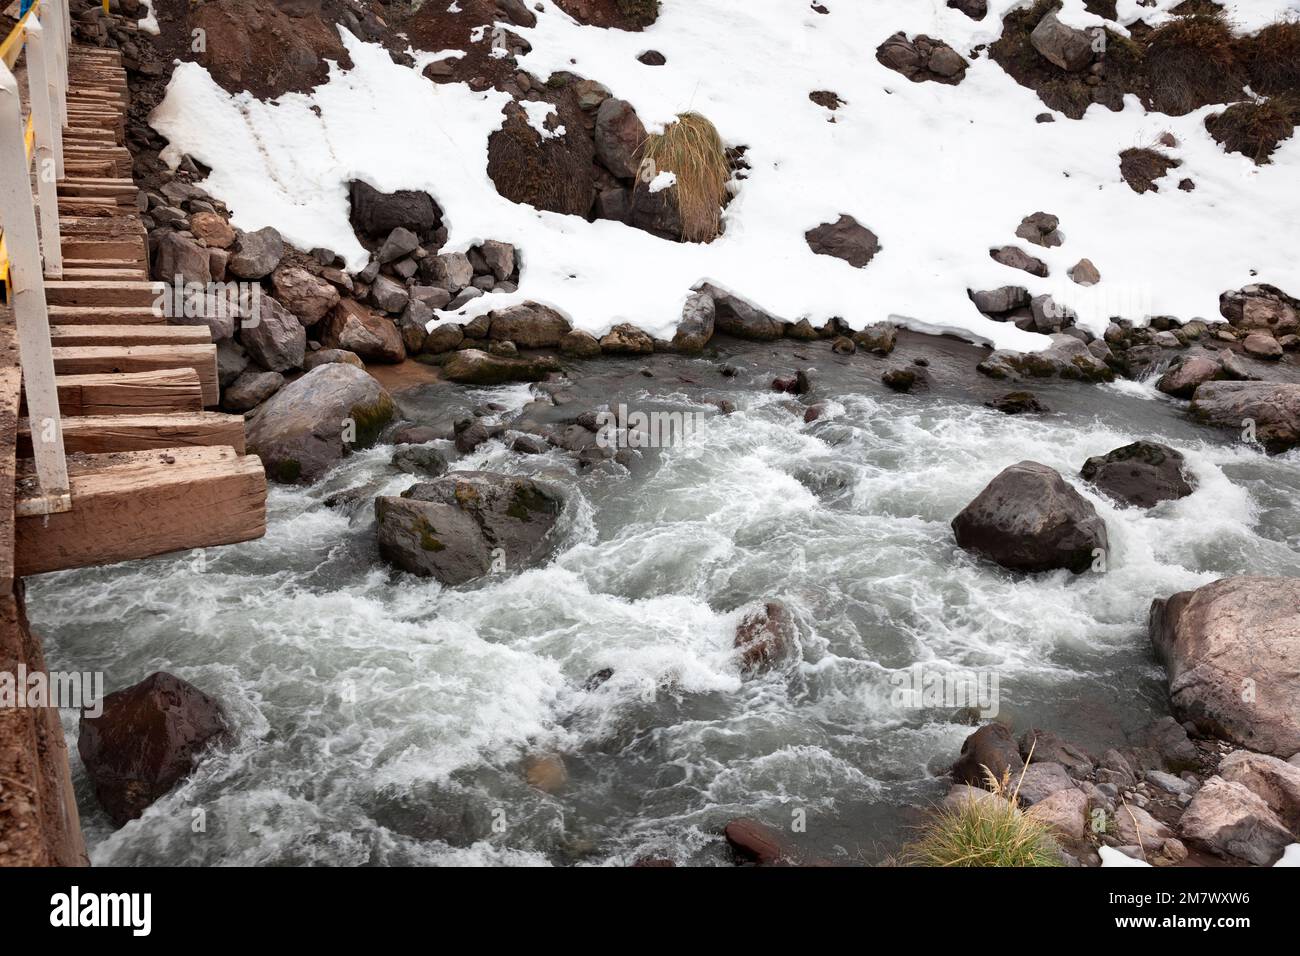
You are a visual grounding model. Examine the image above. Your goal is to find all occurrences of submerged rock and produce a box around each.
[1079,441,1195,509]
[441,349,561,385]
[734,601,797,675]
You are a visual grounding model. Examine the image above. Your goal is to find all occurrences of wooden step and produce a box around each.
[61,240,147,262]
[47,305,165,325]
[14,447,266,577]
[43,280,161,308]
[63,257,149,271]
[50,325,212,348]
[57,267,150,281]
[18,411,245,456]
[54,369,204,416]
[58,217,145,239]
[51,343,218,405]
[58,181,136,200]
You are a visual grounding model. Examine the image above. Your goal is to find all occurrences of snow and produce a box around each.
[137,0,158,36]
[1099,845,1151,866]
[1276,843,1300,866]
[520,100,564,139]
[647,170,676,194]
[149,0,1300,347]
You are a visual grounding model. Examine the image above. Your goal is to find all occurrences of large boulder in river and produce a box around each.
[951,723,1024,788]
[78,672,227,827]
[375,472,563,584]
[1149,576,1300,756]
[734,601,796,675]
[321,300,406,363]
[700,284,785,340]
[1190,381,1300,452]
[246,363,396,484]
[441,348,560,385]
[672,290,716,353]
[1156,355,1222,399]
[487,302,571,348]
[952,461,1107,574]
[1079,441,1194,509]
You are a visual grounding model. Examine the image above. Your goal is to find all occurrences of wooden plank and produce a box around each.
[47,305,165,325]
[51,343,218,405]
[18,412,247,455]
[54,369,204,416]
[0,317,19,596]
[43,280,162,307]
[50,325,212,347]
[14,449,266,577]
[57,268,150,281]
[62,239,148,260]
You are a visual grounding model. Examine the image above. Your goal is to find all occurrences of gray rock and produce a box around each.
[672,291,716,353]
[1016,762,1076,806]
[152,231,211,286]
[216,338,249,387]
[410,285,453,311]
[241,294,306,372]
[428,252,474,294]
[397,301,432,354]
[1178,776,1293,865]
[952,460,1108,574]
[1190,381,1300,452]
[594,97,647,179]
[1079,441,1195,508]
[1146,770,1194,796]
[970,286,1031,315]
[1015,212,1063,248]
[701,284,786,340]
[370,275,410,314]
[1030,11,1095,72]
[376,226,419,264]
[805,214,881,268]
[390,444,449,477]
[990,245,1049,277]
[246,363,396,484]
[227,226,285,279]
[478,240,515,281]
[488,302,571,348]
[423,322,465,355]
[222,369,284,413]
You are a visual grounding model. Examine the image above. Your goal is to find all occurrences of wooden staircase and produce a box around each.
[4,44,265,582]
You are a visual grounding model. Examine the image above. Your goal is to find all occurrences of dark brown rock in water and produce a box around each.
[985,391,1047,414]
[1079,441,1194,509]
[78,672,227,827]
[724,818,800,865]
[951,723,1024,788]
[882,368,918,392]
[734,601,796,674]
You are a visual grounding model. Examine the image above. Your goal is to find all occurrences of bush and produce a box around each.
[617,0,660,27]
[1243,19,1300,96]
[1145,11,1245,114]
[900,756,1063,867]
[1119,146,1181,193]
[1205,96,1300,163]
[640,112,731,243]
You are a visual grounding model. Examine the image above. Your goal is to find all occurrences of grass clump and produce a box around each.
[1242,19,1300,96]
[640,112,731,243]
[901,763,1063,867]
[1205,95,1300,163]
[1144,10,1244,114]
[1119,145,1181,192]
[616,0,659,27]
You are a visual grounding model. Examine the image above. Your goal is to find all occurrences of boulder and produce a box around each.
[599,323,654,354]
[970,286,1031,315]
[1243,332,1283,360]
[227,226,285,280]
[188,211,235,249]
[488,302,571,348]
[594,97,647,179]
[559,329,602,358]
[153,231,211,286]
[77,672,227,827]
[1015,212,1063,248]
[1178,776,1293,865]
[245,363,396,483]
[478,240,516,281]
[977,336,1113,383]
[951,461,1108,574]
[397,304,431,354]
[321,300,406,363]
[376,226,419,264]
[942,783,1008,813]
[723,818,801,865]
[1016,762,1076,806]
[672,290,715,352]
[853,321,897,355]
[952,723,1024,788]
[1114,803,1173,847]
[1069,258,1101,285]
[271,266,340,325]
[805,214,881,268]
[1019,729,1094,776]
[241,294,306,372]
[701,284,785,340]
[875,32,968,84]
[1190,381,1300,452]
[391,444,449,477]
[216,339,249,386]
[303,348,364,371]
[222,369,284,413]
[734,601,796,675]
[1079,441,1195,508]
[441,349,561,385]
[626,179,684,240]
[1026,787,1088,845]
[986,391,1047,415]
[348,180,440,239]
[375,472,563,584]
[426,252,474,294]
[370,275,410,314]
[1149,576,1300,756]
[1217,750,1300,833]
[1156,356,1221,399]
[423,322,465,355]
[1030,10,1095,72]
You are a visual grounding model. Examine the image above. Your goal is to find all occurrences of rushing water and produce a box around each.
[27,336,1300,866]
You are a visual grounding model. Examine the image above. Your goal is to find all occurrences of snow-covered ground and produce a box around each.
[149,0,1300,348]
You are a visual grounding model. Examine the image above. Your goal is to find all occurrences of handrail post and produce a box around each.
[26,18,63,279]
[0,60,71,515]
[46,0,69,168]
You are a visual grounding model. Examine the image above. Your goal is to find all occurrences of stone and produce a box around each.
[1030,10,1095,72]
[397,302,431,354]
[977,336,1113,383]
[1178,776,1293,865]
[805,214,881,268]
[876,32,967,84]
[1145,770,1194,796]
[1149,576,1300,756]
[599,323,654,354]
[594,97,647,179]
[1190,382,1300,452]
[227,226,285,279]
[77,672,227,827]
[970,286,1031,315]
[321,300,406,363]
[951,723,1024,788]
[349,180,440,238]
[370,275,410,314]
[1019,729,1094,776]
[374,472,563,584]
[391,444,449,477]
[1016,762,1076,806]
[1014,212,1063,248]
[441,349,561,385]
[216,339,249,386]
[985,391,1047,415]
[410,285,453,311]
[241,294,306,372]
[222,369,284,413]
[523,754,567,793]
[1217,749,1300,833]
[1114,803,1172,847]
[246,363,394,484]
[724,818,800,865]
[1079,441,1195,508]
[376,226,419,264]
[1026,787,1088,844]
[990,245,1049,277]
[882,368,917,392]
[1139,716,1200,773]
[672,291,715,353]
[153,231,211,286]
[701,284,785,340]
[1243,332,1283,359]
[1156,356,1221,399]
[951,461,1108,574]
[422,322,464,355]
[188,211,235,248]
[1069,258,1101,285]
[942,784,1008,813]
[573,78,611,110]
[734,601,796,675]
[302,348,364,370]
[853,321,897,355]
[947,0,988,20]
[478,240,516,281]
[427,252,474,294]
[271,266,340,325]
[489,302,571,348]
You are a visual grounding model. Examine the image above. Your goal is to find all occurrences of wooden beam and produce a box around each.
[18,412,247,456]
[54,369,204,416]
[47,305,165,325]
[14,448,267,577]
[43,280,162,308]
[50,325,212,347]
[51,343,218,405]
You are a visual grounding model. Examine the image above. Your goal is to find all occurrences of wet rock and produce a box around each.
[559,329,602,358]
[489,302,571,348]
[672,291,715,353]
[952,723,1024,788]
[512,434,549,455]
[222,369,284,413]
[246,363,396,484]
[985,391,1047,414]
[321,300,406,363]
[952,461,1108,574]
[1149,576,1300,756]
[594,97,647,179]
[78,672,227,827]
[523,753,567,793]
[1156,355,1222,399]
[881,367,918,392]
[701,284,785,340]
[1015,212,1063,248]
[599,323,654,354]
[227,226,284,280]
[271,266,340,325]
[805,214,881,268]
[1190,381,1300,452]
[1178,776,1293,865]
[391,445,448,477]
[724,818,800,865]
[1030,10,1095,72]
[241,294,306,372]
[374,472,563,584]
[734,601,796,675]
[853,321,897,355]
[977,336,1113,383]
[441,349,561,385]
[1079,441,1195,509]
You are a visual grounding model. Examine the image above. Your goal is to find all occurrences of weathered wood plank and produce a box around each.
[51,343,218,405]
[18,412,247,456]
[47,305,165,325]
[50,326,212,348]
[43,280,162,308]
[54,369,204,417]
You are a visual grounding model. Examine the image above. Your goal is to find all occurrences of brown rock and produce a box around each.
[189,211,236,249]
[734,601,796,674]
[321,299,406,363]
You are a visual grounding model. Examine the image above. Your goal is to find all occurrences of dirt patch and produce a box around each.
[1119,146,1181,193]
[554,0,659,31]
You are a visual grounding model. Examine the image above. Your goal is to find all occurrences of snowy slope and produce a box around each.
[149,0,1300,348]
